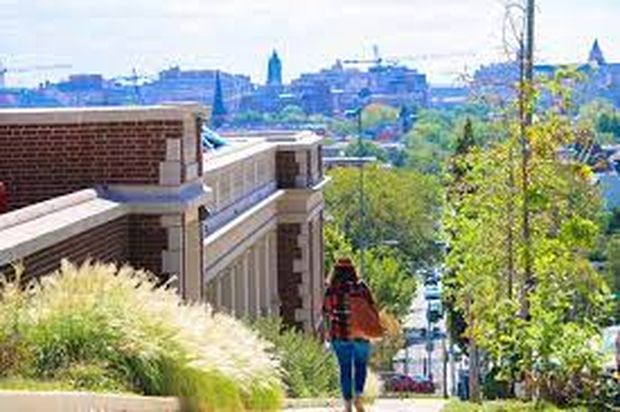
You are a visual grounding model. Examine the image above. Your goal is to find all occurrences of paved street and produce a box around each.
[397,282,454,396]
[284,398,446,412]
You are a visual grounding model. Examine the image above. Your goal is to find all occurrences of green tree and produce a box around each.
[324,224,415,319]
[444,117,479,353]
[324,223,354,272]
[326,165,442,266]
[364,247,416,319]
[578,99,620,144]
[444,73,611,405]
[606,236,620,322]
[343,140,388,162]
[328,118,356,137]
[277,105,307,124]
[404,109,499,174]
[232,110,266,125]
[361,103,399,130]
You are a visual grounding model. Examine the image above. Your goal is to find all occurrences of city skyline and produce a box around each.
[1,0,619,87]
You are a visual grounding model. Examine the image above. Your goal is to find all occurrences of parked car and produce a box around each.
[430,326,447,340]
[427,300,443,323]
[384,373,436,393]
[424,268,441,285]
[411,375,436,394]
[424,285,441,300]
[404,327,426,345]
[382,373,411,392]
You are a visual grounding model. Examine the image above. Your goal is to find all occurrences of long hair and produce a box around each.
[328,257,359,286]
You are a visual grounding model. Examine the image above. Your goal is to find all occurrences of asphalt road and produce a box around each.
[396,286,453,396]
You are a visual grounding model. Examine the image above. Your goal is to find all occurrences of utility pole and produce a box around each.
[519,0,535,320]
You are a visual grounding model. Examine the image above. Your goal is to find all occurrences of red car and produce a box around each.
[410,375,435,393]
[384,374,435,393]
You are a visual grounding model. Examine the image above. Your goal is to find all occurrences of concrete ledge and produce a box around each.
[0,191,128,266]
[203,140,275,173]
[98,181,212,215]
[0,189,99,231]
[0,105,206,125]
[219,130,324,150]
[0,391,180,412]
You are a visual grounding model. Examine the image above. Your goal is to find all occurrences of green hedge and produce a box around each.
[442,400,587,412]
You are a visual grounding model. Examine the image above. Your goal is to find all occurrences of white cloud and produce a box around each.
[0,0,618,86]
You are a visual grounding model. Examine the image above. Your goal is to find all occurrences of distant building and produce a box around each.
[289,60,428,116]
[239,51,287,114]
[472,40,620,108]
[267,50,283,87]
[429,86,469,109]
[140,67,253,112]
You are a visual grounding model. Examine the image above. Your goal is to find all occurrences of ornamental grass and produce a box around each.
[0,260,283,411]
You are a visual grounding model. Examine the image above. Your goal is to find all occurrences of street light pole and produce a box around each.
[356,108,366,277]
[426,313,434,384]
[442,335,448,398]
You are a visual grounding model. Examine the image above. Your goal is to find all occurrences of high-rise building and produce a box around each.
[267,50,283,87]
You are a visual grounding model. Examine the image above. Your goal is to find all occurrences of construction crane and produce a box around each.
[342,44,384,66]
[0,62,73,88]
[342,44,480,69]
[113,68,157,104]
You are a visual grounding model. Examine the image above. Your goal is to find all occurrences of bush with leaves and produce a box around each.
[441,399,586,412]
[0,261,283,411]
[252,317,339,398]
[252,317,382,401]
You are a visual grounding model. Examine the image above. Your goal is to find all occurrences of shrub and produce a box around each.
[252,317,339,398]
[252,317,381,401]
[441,400,587,412]
[369,310,404,371]
[0,260,283,411]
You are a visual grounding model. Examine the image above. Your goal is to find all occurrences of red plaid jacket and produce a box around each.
[322,280,374,340]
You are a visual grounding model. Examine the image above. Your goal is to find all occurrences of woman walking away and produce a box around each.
[322,258,383,412]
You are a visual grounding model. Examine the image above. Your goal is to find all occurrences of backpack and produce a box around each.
[349,284,384,340]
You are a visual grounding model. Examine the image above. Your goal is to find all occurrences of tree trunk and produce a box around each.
[467,299,481,403]
[469,337,481,403]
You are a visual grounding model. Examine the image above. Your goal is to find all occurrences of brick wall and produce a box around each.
[277,223,303,329]
[0,120,183,210]
[276,151,298,189]
[0,216,129,283]
[128,215,168,280]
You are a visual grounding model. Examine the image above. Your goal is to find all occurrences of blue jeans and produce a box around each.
[332,339,371,400]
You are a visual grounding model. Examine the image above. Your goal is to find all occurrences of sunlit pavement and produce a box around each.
[284,398,447,412]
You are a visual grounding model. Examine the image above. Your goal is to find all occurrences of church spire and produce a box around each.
[588,39,606,66]
[267,50,282,87]
[211,70,227,129]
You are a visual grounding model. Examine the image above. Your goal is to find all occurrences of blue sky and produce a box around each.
[1,0,618,87]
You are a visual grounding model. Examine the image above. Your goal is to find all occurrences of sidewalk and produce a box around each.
[284,398,446,412]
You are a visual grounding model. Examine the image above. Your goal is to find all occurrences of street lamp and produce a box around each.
[345,106,369,276]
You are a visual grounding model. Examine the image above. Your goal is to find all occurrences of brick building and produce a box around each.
[0,105,327,331]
